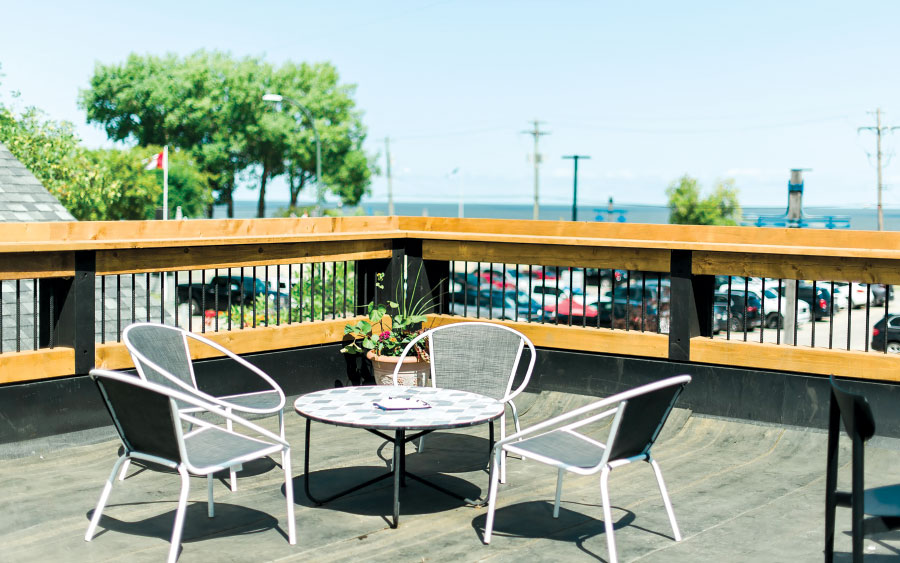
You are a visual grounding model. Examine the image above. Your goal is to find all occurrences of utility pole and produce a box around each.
[562,155,590,221]
[385,137,394,216]
[859,108,899,230]
[521,120,549,220]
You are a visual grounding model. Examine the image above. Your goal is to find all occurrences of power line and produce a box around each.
[521,119,550,220]
[858,108,900,230]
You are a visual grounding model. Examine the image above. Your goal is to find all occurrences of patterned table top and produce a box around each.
[293,386,504,431]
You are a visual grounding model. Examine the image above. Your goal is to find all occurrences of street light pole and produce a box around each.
[262,93,324,216]
[562,155,590,221]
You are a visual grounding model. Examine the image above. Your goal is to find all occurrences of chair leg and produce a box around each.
[600,466,618,563]
[283,446,297,545]
[207,474,215,518]
[509,400,522,435]
[85,455,129,541]
[226,413,239,492]
[168,466,191,563]
[499,412,508,484]
[649,457,681,541]
[117,458,131,481]
[483,448,503,544]
[553,468,564,518]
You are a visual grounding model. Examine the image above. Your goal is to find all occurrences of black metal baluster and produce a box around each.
[641,272,647,332]
[264,267,269,325]
[743,277,749,342]
[760,278,766,343]
[343,262,348,318]
[300,264,305,322]
[554,266,560,326]
[116,275,121,341]
[173,271,179,328]
[99,276,105,344]
[276,265,282,326]
[488,264,494,318]
[568,267,574,327]
[227,267,233,331]
[146,273,151,322]
[16,279,21,351]
[288,264,293,324]
[187,270,192,332]
[0,284,4,353]
[657,273,663,334]
[610,269,616,330]
[131,274,136,326]
[725,276,732,340]
[811,281,817,348]
[201,270,206,333]
[884,288,890,354]
[161,271,166,326]
[865,286,871,352]
[332,262,337,320]
[213,269,219,331]
[462,262,468,318]
[476,263,481,319]
[828,281,835,349]
[32,279,37,350]
[252,266,258,328]
[514,265,520,322]
[321,263,326,321]
[846,282,852,351]
[776,279,782,345]
[240,267,245,329]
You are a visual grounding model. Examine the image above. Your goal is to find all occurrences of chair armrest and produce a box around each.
[89,369,289,447]
[491,399,620,455]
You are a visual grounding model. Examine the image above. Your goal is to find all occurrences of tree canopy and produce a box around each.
[666,175,742,226]
[78,52,375,217]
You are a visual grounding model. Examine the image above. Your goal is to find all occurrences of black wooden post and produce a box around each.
[45,251,96,375]
[668,250,714,361]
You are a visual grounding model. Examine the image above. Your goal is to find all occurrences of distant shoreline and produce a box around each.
[213,200,900,231]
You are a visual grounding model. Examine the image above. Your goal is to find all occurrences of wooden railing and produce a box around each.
[2,215,899,385]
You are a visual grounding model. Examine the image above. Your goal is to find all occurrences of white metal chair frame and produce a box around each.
[86,369,296,563]
[392,321,536,483]
[121,322,286,491]
[483,375,691,563]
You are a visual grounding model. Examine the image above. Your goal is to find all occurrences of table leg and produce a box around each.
[393,431,401,528]
[400,429,407,487]
[304,418,393,506]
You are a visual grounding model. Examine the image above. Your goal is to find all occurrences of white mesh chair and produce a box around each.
[121,322,286,492]
[393,321,535,482]
[483,374,691,563]
[85,369,296,563]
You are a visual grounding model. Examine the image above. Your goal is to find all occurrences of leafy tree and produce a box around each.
[0,103,122,220]
[666,175,742,226]
[79,52,377,217]
[85,146,213,220]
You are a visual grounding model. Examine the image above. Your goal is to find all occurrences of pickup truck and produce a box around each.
[175,275,289,314]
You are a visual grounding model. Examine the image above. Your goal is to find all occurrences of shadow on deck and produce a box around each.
[3,390,900,562]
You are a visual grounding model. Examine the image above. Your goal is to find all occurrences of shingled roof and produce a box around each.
[0,142,75,222]
[0,143,167,352]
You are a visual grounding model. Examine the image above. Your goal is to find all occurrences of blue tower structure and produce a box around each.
[743,169,850,229]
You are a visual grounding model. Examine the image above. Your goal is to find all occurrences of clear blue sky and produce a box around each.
[2,0,899,208]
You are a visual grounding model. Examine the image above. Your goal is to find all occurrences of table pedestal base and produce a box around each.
[303,419,491,527]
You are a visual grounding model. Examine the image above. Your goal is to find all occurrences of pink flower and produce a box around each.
[379,331,391,341]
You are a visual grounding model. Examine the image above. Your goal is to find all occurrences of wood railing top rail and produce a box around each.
[0,215,898,260]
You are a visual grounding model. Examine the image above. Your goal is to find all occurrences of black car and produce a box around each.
[778,283,832,320]
[714,291,761,332]
[176,275,289,314]
[871,315,900,353]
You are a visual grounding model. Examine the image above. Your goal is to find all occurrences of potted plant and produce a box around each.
[341,271,436,386]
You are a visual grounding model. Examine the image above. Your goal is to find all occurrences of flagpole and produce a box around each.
[162,145,169,221]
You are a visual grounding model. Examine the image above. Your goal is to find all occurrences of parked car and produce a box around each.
[480,288,551,322]
[590,284,663,329]
[759,288,812,328]
[175,275,288,315]
[714,291,761,332]
[834,282,887,308]
[778,283,832,320]
[871,314,900,353]
[448,288,520,321]
[712,301,729,334]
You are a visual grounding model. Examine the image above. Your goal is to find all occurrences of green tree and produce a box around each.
[666,175,742,226]
[79,52,376,217]
[85,146,213,220]
[0,103,122,220]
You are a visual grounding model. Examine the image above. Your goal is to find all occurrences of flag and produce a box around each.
[143,151,166,170]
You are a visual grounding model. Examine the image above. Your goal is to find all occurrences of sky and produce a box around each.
[1,0,900,209]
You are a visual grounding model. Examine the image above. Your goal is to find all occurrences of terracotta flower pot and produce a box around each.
[366,350,430,386]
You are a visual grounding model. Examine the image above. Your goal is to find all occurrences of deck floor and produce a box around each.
[3,390,900,562]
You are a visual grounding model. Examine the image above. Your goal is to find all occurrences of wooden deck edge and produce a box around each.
[96,317,362,370]
[425,315,670,358]
[0,347,75,384]
[690,337,900,383]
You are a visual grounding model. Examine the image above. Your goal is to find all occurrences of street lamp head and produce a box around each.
[262,93,283,102]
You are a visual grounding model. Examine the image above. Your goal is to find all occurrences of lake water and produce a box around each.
[213,200,900,231]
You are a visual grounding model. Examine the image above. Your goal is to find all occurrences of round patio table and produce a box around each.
[294,385,504,527]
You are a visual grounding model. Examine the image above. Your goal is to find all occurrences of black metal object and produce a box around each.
[668,250,713,361]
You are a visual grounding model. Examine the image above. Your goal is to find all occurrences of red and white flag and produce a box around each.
[143,151,166,170]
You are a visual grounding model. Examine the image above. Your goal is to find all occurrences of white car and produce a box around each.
[760,288,811,328]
